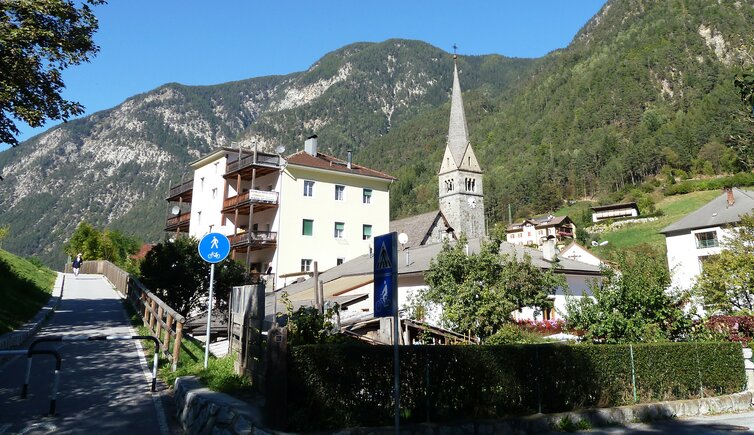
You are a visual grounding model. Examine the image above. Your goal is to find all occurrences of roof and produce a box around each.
[446,62,470,167]
[661,188,754,234]
[389,210,452,247]
[285,151,396,181]
[591,202,639,212]
[507,215,572,232]
[271,237,602,304]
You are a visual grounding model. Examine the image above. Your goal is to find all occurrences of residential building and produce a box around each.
[505,215,576,246]
[559,241,606,268]
[591,202,639,222]
[165,136,395,290]
[661,187,754,291]
[389,211,454,249]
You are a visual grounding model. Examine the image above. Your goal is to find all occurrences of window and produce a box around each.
[363,188,372,204]
[200,177,205,191]
[302,219,313,236]
[301,259,312,272]
[214,162,219,174]
[362,224,372,240]
[337,258,345,266]
[303,180,314,197]
[334,222,344,239]
[197,211,202,225]
[211,188,217,199]
[335,185,345,201]
[695,231,719,249]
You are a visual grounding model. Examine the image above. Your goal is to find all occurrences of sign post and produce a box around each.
[373,232,399,432]
[198,232,230,369]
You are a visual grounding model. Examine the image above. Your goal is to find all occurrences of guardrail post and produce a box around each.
[142,292,150,325]
[164,314,174,354]
[155,306,164,339]
[149,299,157,332]
[172,321,184,371]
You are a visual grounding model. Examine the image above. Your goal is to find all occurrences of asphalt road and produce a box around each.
[569,410,754,434]
[0,274,173,435]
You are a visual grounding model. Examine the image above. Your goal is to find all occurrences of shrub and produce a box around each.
[283,342,744,431]
[699,316,754,346]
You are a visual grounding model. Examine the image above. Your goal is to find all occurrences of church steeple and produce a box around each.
[438,54,485,239]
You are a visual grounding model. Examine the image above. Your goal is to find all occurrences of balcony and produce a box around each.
[225,153,281,178]
[166,179,193,202]
[222,189,279,214]
[229,231,277,252]
[165,211,191,232]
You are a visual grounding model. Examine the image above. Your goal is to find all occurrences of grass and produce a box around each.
[0,249,56,334]
[588,190,723,258]
[121,300,250,394]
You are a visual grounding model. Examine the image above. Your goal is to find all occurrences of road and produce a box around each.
[569,410,754,434]
[0,274,173,435]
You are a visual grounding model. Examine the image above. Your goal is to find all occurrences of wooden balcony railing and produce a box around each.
[223,190,279,209]
[226,153,281,174]
[167,179,193,199]
[166,211,191,229]
[229,231,278,249]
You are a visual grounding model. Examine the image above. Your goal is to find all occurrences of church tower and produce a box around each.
[438,56,485,239]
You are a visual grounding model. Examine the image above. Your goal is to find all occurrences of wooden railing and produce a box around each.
[166,211,191,227]
[168,179,193,198]
[229,231,278,248]
[65,260,186,371]
[223,190,279,209]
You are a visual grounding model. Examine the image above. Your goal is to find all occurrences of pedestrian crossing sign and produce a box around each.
[374,232,397,318]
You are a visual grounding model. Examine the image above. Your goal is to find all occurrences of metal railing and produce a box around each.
[226,153,281,173]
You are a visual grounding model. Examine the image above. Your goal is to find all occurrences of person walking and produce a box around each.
[72,253,83,277]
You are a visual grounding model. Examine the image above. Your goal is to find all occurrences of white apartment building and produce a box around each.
[506,215,576,247]
[165,135,395,290]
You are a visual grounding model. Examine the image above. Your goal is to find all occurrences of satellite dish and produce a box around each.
[275,145,285,154]
[171,206,180,216]
[591,240,599,247]
[398,233,409,245]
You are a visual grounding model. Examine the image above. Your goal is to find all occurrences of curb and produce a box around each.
[0,272,65,350]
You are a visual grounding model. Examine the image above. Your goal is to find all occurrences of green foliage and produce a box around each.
[565,249,691,343]
[280,291,345,346]
[664,173,754,195]
[138,237,245,315]
[63,221,141,273]
[285,342,744,431]
[0,248,56,333]
[0,225,8,248]
[421,237,565,340]
[485,323,546,345]
[696,214,754,314]
[0,0,104,145]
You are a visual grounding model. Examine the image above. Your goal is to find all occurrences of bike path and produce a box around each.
[0,273,170,435]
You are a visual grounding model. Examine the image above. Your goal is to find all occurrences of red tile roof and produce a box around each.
[285,151,396,181]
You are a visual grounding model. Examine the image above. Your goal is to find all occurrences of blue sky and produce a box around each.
[5,0,607,151]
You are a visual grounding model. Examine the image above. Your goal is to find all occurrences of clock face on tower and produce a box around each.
[467,197,477,209]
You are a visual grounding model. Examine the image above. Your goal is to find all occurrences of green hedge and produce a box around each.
[664,173,754,195]
[285,342,745,431]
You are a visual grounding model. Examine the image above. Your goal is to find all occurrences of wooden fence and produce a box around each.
[65,260,186,370]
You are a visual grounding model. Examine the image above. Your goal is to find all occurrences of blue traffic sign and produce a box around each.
[198,232,230,263]
[374,232,397,317]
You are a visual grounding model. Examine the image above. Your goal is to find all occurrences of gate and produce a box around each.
[228,284,265,386]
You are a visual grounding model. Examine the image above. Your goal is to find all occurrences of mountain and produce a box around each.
[0,40,533,266]
[4,0,754,267]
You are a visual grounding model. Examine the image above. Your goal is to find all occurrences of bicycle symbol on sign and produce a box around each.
[207,252,221,260]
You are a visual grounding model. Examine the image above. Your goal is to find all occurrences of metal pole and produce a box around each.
[393,286,400,433]
[204,263,215,369]
[629,344,637,403]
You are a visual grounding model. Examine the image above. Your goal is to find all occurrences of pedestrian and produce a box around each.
[72,253,83,277]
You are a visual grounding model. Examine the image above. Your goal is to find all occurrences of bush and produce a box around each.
[698,316,754,346]
[664,173,754,196]
[485,323,546,344]
[283,342,745,431]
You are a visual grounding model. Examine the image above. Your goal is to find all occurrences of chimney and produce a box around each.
[347,149,352,169]
[542,236,557,262]
[304,135,318,156]
[726,187,735,207]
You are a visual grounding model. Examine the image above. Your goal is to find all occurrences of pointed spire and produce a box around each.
[446,58,470,167]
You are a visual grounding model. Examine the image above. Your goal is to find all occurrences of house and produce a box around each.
[591,202,640,222]
[505,215,576,247]
[266,237,602,333]
[165,136,396,290]
[389,211,455,248]
[559,241,606,268]
[661,187,754,291]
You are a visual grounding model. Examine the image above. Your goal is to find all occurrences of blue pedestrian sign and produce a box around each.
[374,232,398,317]
[198,232,230,263]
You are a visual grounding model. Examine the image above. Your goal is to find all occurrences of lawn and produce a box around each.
[0,249,56,334]
[590,190,723,258]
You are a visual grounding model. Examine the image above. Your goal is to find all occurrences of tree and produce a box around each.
[1,0,104,146]
[139,237,245,315]
[565,247,690,343]
[0,225,9,248]
[696,214,754,314]
[421,236,564,341]
[63,221,140,271]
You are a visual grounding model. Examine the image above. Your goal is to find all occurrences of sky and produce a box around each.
[4,0,608,151]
